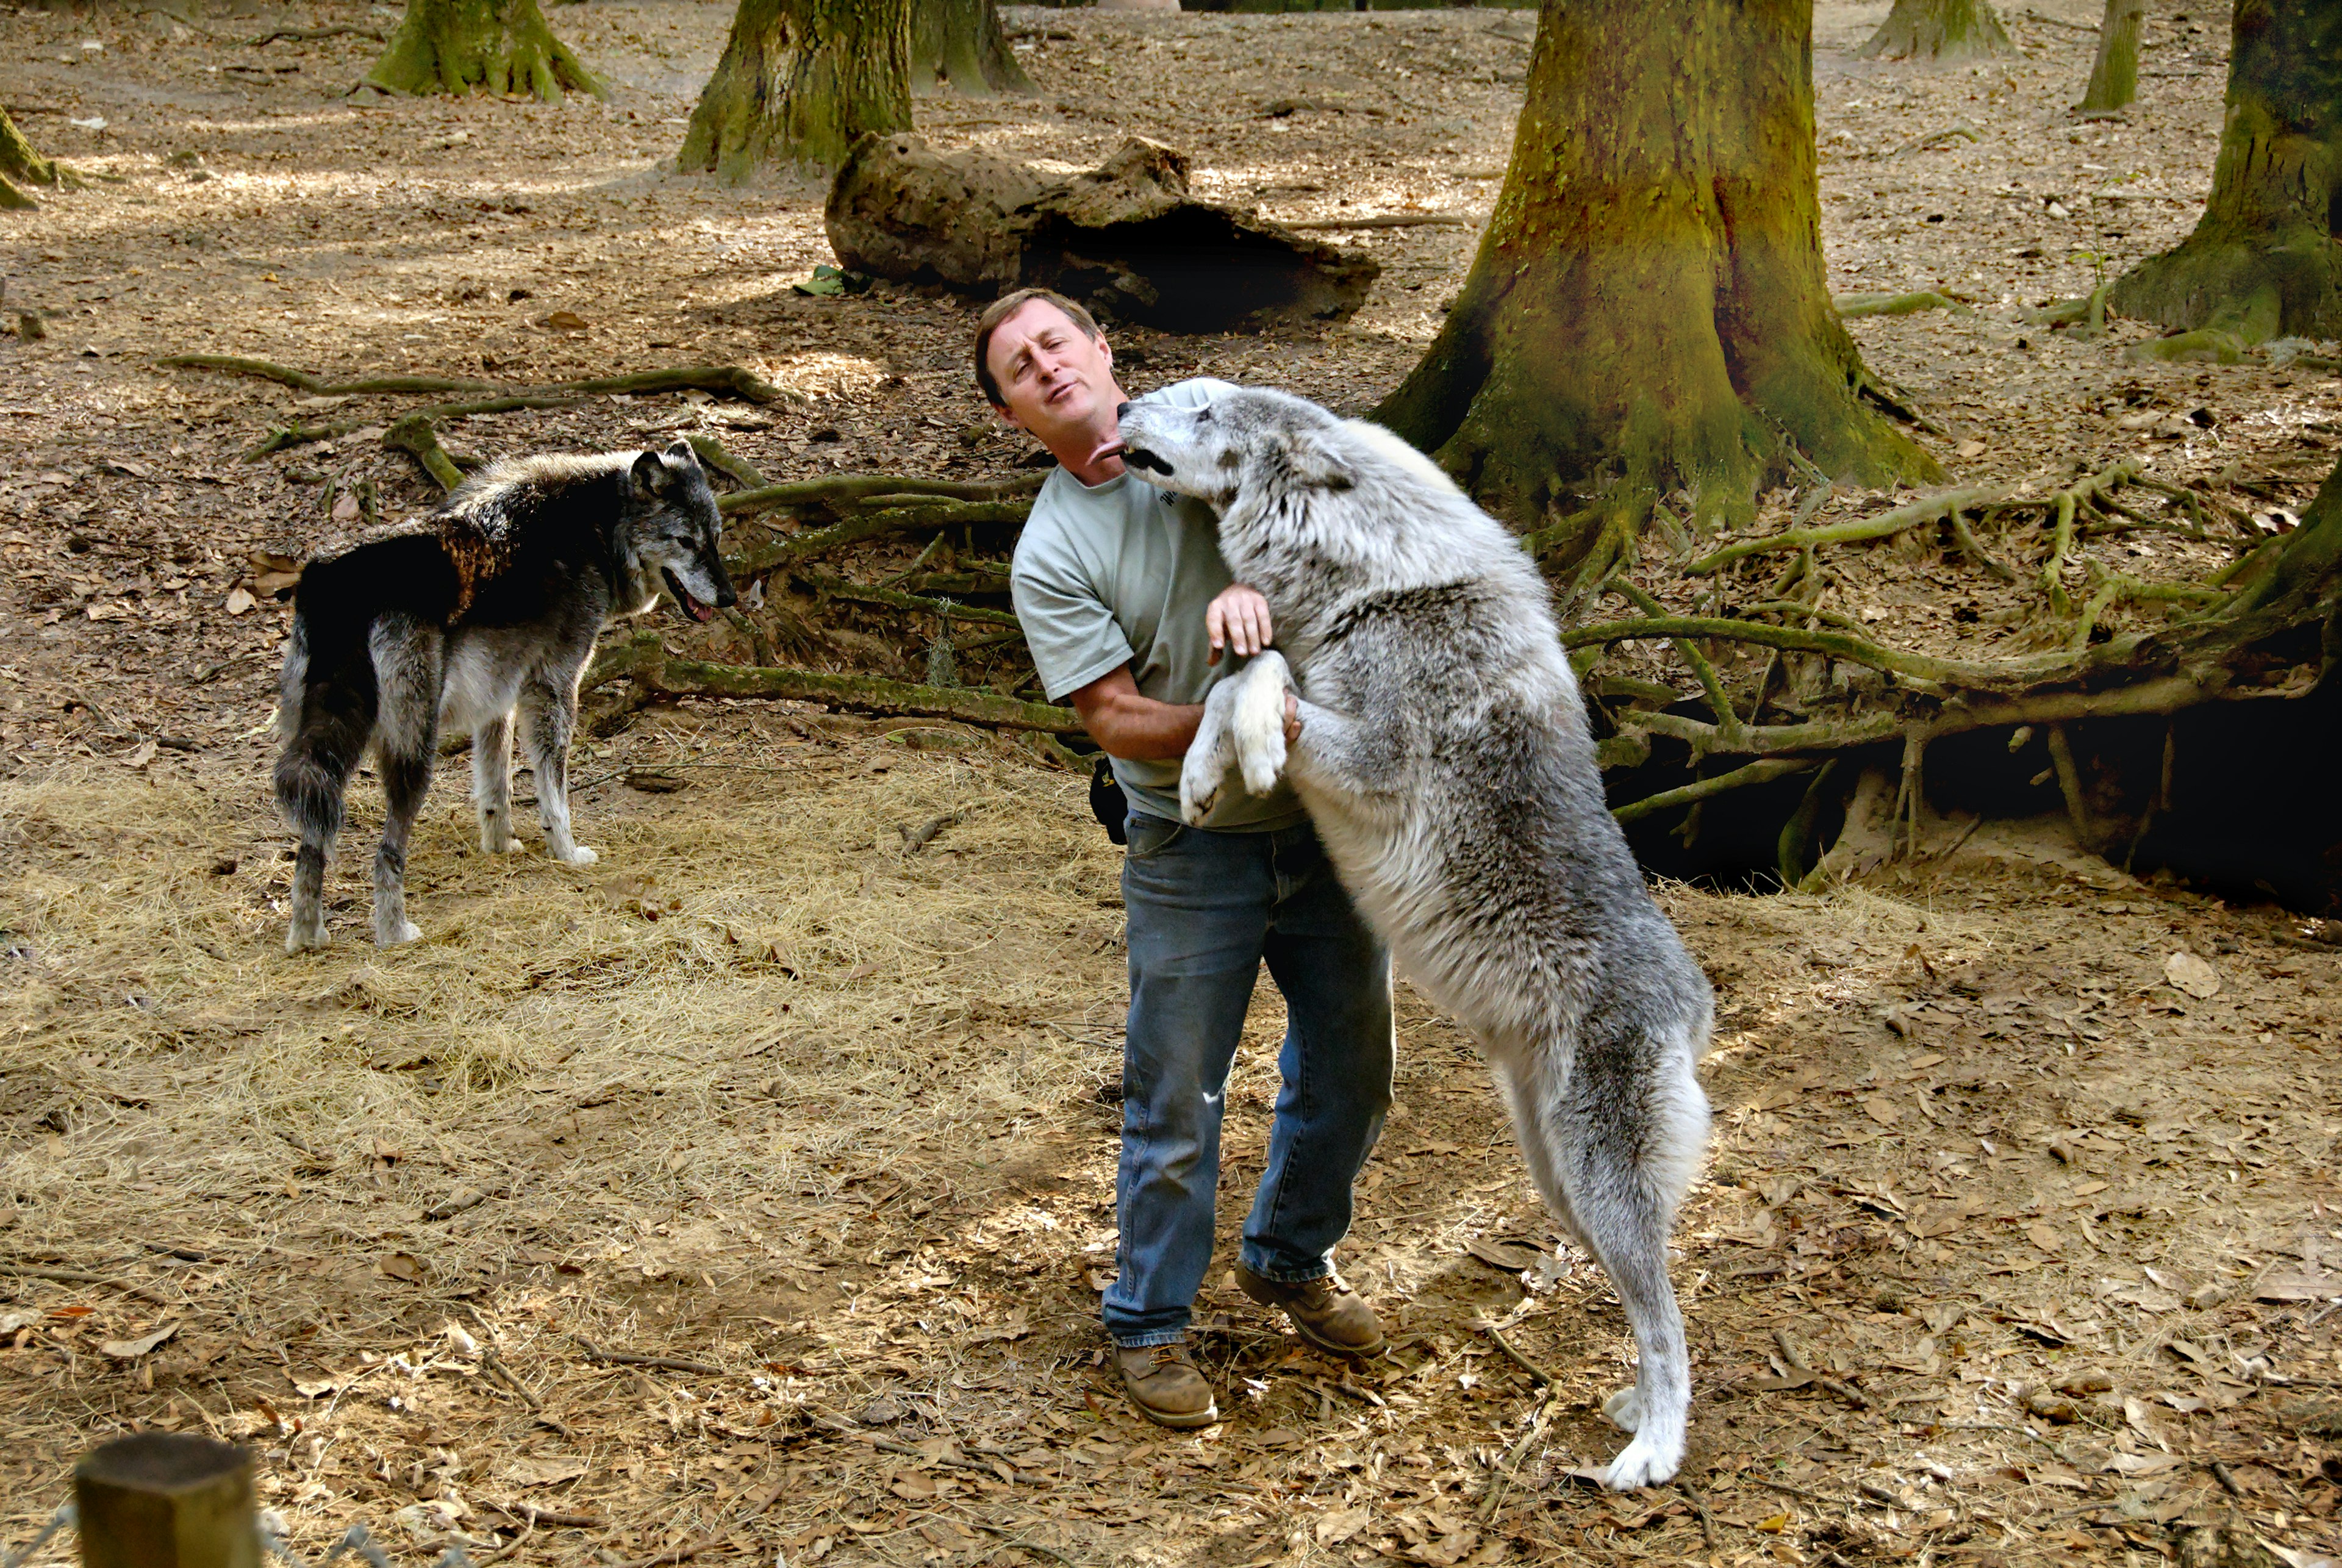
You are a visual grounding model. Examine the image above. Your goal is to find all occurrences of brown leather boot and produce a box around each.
[1114,1341,1219,1429]
[1236,1263,1388,1359]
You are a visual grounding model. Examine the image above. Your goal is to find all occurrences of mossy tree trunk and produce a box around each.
[680,0,912,180]
[1,107,62,209]
[2078,0,2145,111]
[912,0,1033,97]
[2108,0,2342,345]
[1372,0,1939,544]
[1857,0,2013,60]
[365,0,604,100]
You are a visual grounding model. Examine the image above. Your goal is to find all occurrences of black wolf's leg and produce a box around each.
[518,669,595,865]
[371,620,443,947]
[274,631,368,955]
[473,710,520,853]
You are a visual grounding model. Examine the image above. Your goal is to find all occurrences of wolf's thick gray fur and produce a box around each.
[1116,388,1714,1489]
[274,441,733,954]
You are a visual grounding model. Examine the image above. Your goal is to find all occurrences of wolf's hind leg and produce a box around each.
[370,620,442,947]
[1178,676,1244,826]
[473,711,521,853]
[1500,1038,1706,1490]
[520,673,595,865]
[1229,651,1291,797]
[274,671,368,956]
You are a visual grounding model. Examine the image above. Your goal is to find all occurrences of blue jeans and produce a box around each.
[1105,811,1394,1348]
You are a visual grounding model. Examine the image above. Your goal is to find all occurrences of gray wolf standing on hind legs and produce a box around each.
[1109,388,1715,1489]
[274,441,734,955]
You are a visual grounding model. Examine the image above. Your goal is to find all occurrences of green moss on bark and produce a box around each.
[2109,0,2342,345]
[1,108,62,208]
[1373,0,1939,540]
[365,0,604,100]
[1857,0,2013,59]
[679,0,912,180]
[2078,0,2144,111]
[912,0,1033,97]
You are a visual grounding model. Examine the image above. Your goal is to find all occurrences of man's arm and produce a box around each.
[1069,666,1201,761]
[1070,664,1302,762]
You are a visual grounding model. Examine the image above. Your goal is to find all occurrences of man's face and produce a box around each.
[987,299,1117,447]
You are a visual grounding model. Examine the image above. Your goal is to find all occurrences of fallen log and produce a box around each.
[826,133,1378,333]
[157,354,790,405]
[585,630,1080,734]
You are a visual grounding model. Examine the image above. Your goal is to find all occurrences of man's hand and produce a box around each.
[1206,583,1275,665]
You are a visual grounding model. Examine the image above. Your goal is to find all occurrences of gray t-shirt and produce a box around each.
[1011,378,1305,832]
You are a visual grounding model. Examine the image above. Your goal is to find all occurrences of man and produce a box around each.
[980,287,1395,1428]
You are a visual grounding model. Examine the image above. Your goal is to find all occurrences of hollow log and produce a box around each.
[825,133,1380,333]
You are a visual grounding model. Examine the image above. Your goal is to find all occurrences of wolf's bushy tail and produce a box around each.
[273,575,382,845]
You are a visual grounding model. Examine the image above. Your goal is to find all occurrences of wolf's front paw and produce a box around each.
[374,918,423,949]
[1231,654,1291,796]
[1178,753,1221,826]
[285,922,330,955]
[553,843,599,867]
[481,828,522,854]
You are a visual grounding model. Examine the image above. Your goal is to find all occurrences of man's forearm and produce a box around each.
[1083,692,1203,762]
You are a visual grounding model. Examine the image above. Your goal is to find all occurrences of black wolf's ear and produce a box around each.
[663,438,701,470]
[1281,430,1356,493]
[631,449,676,499]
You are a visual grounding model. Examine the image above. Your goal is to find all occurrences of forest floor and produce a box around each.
[2,1,2340,1566]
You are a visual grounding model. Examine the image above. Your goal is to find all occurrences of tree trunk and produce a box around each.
[1372,0,1939,542]
[1,107,61,209]
[2108,0,2342,345]
[365,0,604,100]
[1857,0,2013,60]
[679,0,912,180]
[2077,0,2145,111]
[912,0,1033,97]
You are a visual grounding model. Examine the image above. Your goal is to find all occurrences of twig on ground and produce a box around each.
[1772,1326,1870,1408]
[1475,1320,1555,1386]
[576,1339,723,1377]
[1,1262,170,1305]
[1678,1481,1721,1548]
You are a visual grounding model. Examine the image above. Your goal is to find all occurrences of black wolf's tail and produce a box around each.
[273,582,378,847]
[272,535,458,843]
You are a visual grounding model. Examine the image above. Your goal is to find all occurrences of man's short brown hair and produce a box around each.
[973,288,1103,409]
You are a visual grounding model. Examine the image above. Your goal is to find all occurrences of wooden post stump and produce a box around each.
[74,1433,259,1568]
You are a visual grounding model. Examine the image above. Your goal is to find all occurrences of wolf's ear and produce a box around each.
[663,438,701,470]
[629,449,675,499]
[1281,430,1356,493]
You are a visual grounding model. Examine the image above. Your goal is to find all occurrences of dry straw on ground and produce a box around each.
[4,719,2338,1567]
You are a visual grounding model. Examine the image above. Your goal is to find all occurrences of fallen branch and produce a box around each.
[1474,1320,1556,1386]
[583,631,1081,734]
[248,23,385,43]
[576,1339,723,1377]
[158,354,789,405]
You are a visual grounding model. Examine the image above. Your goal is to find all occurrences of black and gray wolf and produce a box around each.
[1110,388,1715,1489]
[273,441,734,954]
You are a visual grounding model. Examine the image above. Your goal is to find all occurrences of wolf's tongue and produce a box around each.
[1088,438,1128,468]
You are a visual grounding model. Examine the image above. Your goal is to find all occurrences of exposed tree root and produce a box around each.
[1612,758,1817,824]
[1833,290,1969,318]
[158,355,788,405]
[798,572,1022,630]
[583,631,1076,734]
[386,413,469,490]
[1687,483,2008,575]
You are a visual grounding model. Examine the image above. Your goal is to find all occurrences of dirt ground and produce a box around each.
[2,1,2340,1565]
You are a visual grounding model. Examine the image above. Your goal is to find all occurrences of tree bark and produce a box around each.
[679,0,912,180]
[2108,0,2342,345]
[365,0,603,100]
[2078,0,2145,111]
[1372,0,1939,540]
[1,107,61,209]
[912,0,1033,97]
[1857,0,2013,59]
